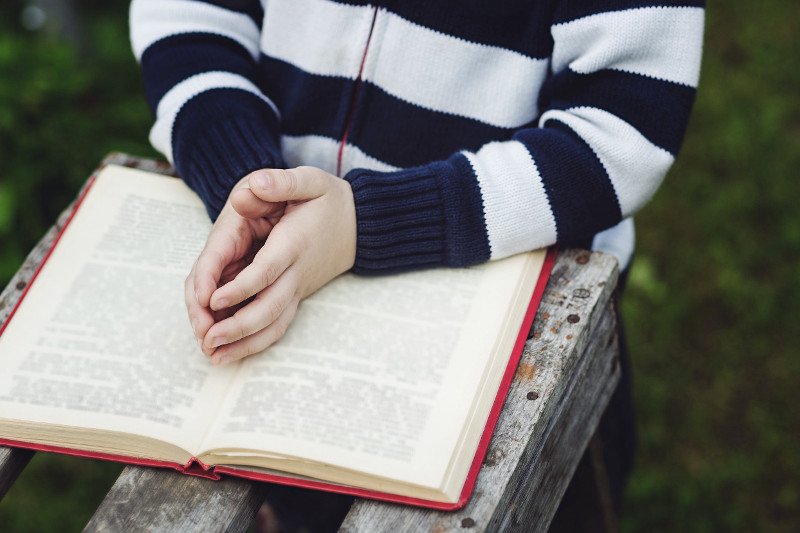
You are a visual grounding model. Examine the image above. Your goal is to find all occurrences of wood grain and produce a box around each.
[338,250,620,533]
[84,467,270,533]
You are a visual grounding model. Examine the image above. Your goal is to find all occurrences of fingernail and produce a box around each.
[253,173,271,190]
[210,337,225,349]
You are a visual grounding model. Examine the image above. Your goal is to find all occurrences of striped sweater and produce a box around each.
[130,0,705,274]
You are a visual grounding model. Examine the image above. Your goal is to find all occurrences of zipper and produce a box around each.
[336,3,380,177]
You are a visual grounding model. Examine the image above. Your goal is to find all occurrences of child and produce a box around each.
[130,0,704,525]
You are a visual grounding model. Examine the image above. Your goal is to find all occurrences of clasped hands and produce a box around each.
[185,166,357,365]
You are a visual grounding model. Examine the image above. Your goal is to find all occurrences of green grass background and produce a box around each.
[0,1,798,531]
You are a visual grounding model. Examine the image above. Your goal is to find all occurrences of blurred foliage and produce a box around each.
[0,0,155,286]
[0,0,798,531]
[621,0,800,531]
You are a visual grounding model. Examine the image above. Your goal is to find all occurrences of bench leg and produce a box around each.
[547,432,619,533]
[549,292,636,533]
[0,448,34,502]
[256,485,354,532]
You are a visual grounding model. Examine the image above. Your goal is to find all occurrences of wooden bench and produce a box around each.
[0,153,621,532]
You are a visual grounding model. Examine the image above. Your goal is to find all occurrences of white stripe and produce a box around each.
[464,141,557,259]
[150,71,278,163]
[552,7,705,87]
[262,0,374,79]
[281,135,398,176]
[363,9,548,128]
[539,106,675,217]
[130,0,261,60]
[261,0,548,128]
[340,142,399,175]
[592,218,635,270]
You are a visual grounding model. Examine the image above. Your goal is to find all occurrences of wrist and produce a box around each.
[172,91,285,220]
[338,178,358,273]
[343,164,448,275]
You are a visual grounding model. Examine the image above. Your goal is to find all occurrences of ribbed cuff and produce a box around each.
[172,89,285,220]
[344,164,449,275]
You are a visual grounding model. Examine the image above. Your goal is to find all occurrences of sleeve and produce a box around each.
[129,0,285,219]
[343,1,705,275]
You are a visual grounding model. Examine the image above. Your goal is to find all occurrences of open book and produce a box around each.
[0,164,553,509]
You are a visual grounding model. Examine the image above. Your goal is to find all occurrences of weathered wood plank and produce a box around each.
[84,467,270,533]
[488,303,619,532]
[100,151,177,177]
[339,249,620,533]
[0,447,33,501]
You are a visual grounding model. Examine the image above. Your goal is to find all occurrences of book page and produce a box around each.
[201,252,535,490]
[0,166,237,454]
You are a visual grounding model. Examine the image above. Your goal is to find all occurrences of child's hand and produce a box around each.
[184,176,285,348]
[201,166,357,365]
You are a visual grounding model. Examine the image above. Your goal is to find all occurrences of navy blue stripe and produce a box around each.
[438,156,491,265]
[350,82,517,168]
[516,121,622,244]
[191,0,264,26]
[141,33,256,113]
[377,0,554,59]
[539,68,696,154]
[259,56,516,168]
[258,55,353,141]
[552,0,704,24]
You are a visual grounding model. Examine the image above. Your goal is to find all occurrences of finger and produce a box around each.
[219,243,261,285]
[211,300,243,325]
[202,271,296,352]
[193,216,247,308]
[210,297,299,365]
[230,186,285,220]
[199,303,245,357]
[209,228,298,311]
[248,167,328,203]
[184,266,215,341]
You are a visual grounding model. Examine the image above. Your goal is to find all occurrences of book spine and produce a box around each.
[182,457,220,480]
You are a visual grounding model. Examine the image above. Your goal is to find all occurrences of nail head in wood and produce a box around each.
[15,281,25,291]
[567,314,580,324]
[572,288,591,299]
[575,252,590,264]
[527,391,540,401]
[461,517,476,528]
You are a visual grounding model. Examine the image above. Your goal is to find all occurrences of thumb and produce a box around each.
[229,187,284,219]
[248,167,328,203]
